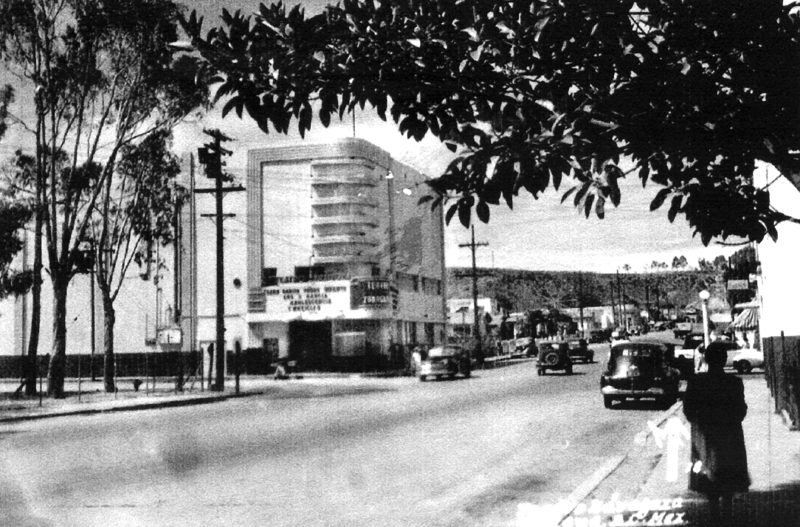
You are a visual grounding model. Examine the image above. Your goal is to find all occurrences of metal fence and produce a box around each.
[0,344,416,382]
[763,333,800,427]
[0,348,280,382]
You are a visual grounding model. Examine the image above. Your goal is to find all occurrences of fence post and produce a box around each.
[38,356,44,407]
[235,342,241,395]
[791,337,800,426]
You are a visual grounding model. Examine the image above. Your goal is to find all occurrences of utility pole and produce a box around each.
[458,226,489,364]
[90,265,95,381]
[173,186,183,392]
[195,129,244,391]
[610,278,617,327]
[616,269,624,330]
[578,272,585,336]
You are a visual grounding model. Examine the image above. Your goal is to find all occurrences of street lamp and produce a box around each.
[699,290,711,348]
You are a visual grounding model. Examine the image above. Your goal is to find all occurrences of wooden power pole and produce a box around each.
[458,226,489,363]
[195,129,244,391]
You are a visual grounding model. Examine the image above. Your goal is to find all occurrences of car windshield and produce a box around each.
[427,347,460,358]
[608,347,662,374]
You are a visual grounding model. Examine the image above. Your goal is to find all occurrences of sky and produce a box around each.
[179,0,744,273]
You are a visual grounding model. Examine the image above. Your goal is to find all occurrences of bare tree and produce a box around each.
[0,0,207,397]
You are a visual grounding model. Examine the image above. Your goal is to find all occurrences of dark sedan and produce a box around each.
[565,338,594,363]
[418,345,472,381]
[601,340,680,409]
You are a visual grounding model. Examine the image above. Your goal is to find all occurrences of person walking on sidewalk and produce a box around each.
[683,340,750,524]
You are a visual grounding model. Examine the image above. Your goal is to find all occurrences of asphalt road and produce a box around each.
[1,342,673,527]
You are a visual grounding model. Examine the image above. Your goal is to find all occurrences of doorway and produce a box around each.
[288,320,332,371]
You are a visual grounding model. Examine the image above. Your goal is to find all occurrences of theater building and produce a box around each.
[244,138,447,370]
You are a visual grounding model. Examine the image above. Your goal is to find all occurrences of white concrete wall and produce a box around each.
[755,165,800,337]
[192,184,249,353]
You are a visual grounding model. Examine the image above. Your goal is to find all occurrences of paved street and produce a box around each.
[1,345,673,527]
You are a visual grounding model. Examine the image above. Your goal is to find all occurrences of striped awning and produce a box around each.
[729,308,759,330]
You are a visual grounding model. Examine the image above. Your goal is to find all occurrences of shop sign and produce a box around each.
[264,280,350,316]
[350,278,392,309]
[727,279,749,290]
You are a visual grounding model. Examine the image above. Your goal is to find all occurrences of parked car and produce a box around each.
[610,328,629,342]
[536,341,573,375]
[732,348,764,374]
[675,333,704,371]
[674,336,743,375]
[601,340,681,409]
[589,329,611,343]
[564,338,594,363]
[418,345,471,381]
[673,321,694,340]
[514,336,535,357]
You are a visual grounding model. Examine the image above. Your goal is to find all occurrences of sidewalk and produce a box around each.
[562,376,800,527]
[0,372,408,423]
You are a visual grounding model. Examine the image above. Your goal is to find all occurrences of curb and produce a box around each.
[0,389,266,424]
[555,399,684,525]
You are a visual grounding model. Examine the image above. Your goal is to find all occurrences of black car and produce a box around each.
[418,345,471,381]
[537,341,573,375]
[601,340,680,409]
[564,338,594,363]
[589,329,611,343]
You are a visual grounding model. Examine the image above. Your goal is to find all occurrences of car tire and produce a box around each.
[543,352,560,366]
[604,396,614,409]
[537,368,544,376]
[419,375,426,382]
[735,361,752,374]
[463,370,471,378]
[588,353,594,363]
[566,363,573,375]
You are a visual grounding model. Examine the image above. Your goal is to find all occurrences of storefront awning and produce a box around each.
[730,308,759,331]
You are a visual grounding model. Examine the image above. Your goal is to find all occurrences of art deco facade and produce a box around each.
[243,138,447,369]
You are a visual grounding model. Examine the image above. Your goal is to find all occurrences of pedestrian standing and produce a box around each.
[411,347,422,375]
[273,359,289,380]
[683,340,750,524]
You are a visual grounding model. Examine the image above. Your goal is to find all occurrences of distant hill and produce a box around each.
[446,267,723,315]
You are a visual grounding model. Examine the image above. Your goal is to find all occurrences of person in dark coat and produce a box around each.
[683,340,750,524]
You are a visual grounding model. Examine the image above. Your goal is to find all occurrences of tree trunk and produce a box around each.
[24,206,43,396]
[102,291,116,393]
[46,276,68,398]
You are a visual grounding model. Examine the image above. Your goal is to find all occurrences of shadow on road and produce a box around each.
[271,386,400,399]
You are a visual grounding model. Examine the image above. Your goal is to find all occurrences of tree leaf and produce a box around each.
[573,182,590,207]
[639,164,650,187]
[584,193,595,218]
[476,200,490,223]
[650,188,671,211]
[595,196,606,219]
[457,199,471,227]
[445,203,458,225]
[667,195,682,222]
